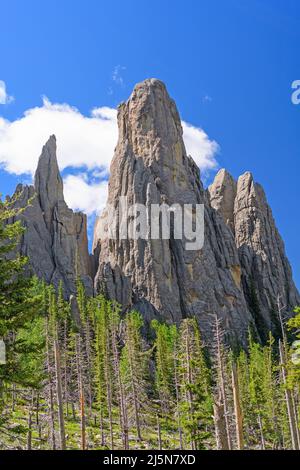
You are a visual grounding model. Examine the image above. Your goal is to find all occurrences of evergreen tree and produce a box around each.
[94,295,114,448]
[0,196,42,421]
[120,310,151,442]
[152,320,176,418]
[177,318,212,450]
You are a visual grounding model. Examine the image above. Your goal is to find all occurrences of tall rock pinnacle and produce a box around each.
[93,79,254,344]
[209,169,300,338]
[10,135,92,296]
[235,172,300,335]
[208,169,237,231]
[34,135,64,230]
[8,79,298,344]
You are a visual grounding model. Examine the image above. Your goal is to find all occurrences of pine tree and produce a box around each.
[177,318,212,450]
[120,310,151,442]
[0,196,43,425]
[109,301,129,449]
[152,320,176,419]
[77,280,94,418]
[94,295,107,445]
[211,315,232,449]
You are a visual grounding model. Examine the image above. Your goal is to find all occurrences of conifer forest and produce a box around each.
[1,198,300,451]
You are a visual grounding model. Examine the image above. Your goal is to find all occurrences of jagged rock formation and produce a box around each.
[209,169,300,338]
[93,79,255,344]
[10,135,92,296]
[208,169,236,231]
[8,78,299,344]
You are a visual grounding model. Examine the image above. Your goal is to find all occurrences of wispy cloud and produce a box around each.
[202,94,212,103]
[112,65,126,87]
[0,80,14,105]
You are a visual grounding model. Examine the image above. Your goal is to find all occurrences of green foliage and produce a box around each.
[151,320,176,414]
[120,311,151,438]
[287,307,300,337]
[286,307,300,389]
[176,318,212,449]
[1,195,300,450]
[248,279,268,342]
[0,197,43,391]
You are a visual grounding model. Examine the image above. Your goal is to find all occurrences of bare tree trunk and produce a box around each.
[36,392,40,427]
[27,391,34,450]
[63,318,69,419]
[292,393,300,449]
[80,380,86,450]
[279,340,299,450]
[54,339,66,450]
[277,295,287,344]
[112,324,129,449]
[214,316,231,450]
[257,414,266,450]
[213,399,229,450]
[99,408,105,447]
[157,415,162,450]
[185,328,196,450]
[46,319,56,450]
[84,319,93,419]
[231,362,244,450]
[12,383,16,412]
[106,377,114,449]
[105,334,114,450]
[128,338,142,441]
[173,346,183,450]
[76,334,86,450]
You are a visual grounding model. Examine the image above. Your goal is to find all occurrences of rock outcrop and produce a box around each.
[208,169,236,231]
[93,79,255,344]
[10,135,92,296]
[8,78,299,344]
[209,169,300,338]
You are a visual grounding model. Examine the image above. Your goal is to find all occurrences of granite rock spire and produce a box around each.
[9,135,92,296]
[93,79,254,344]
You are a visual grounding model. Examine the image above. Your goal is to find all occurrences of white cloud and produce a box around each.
[63,174,108,216]
[0,97,218,216]
[0,80,14,105]
[182,121,219,172]
[0,98,118,175]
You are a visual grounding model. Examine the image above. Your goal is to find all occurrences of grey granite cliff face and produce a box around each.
[208,169,237,231]
[209,169,300,338]
[8,79,299,343]
[11,135,92,296]
[92,79,254,344]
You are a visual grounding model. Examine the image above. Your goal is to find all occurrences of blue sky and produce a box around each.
[0,0,299,287]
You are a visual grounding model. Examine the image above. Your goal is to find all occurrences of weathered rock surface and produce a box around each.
[9,78,299,344]
[208,169,236,231]
[93,79,254,345]
[209,169,300,338]
[10,135,92,296]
